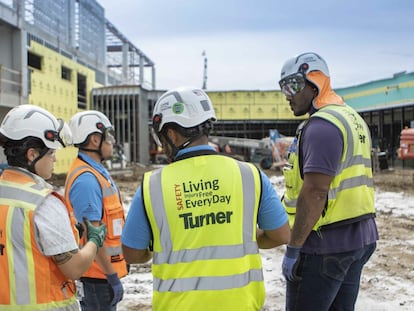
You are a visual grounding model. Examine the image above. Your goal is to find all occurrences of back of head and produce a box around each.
[0,104,70,169]
[69,110,114,146]
[152,86,216,138]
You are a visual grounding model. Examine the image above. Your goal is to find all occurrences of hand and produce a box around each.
[106,272,124,306]
[83,217,107,249]
[282,245,302,281]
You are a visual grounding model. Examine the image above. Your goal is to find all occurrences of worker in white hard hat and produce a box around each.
[64,110,127,310]
[121,86,290,311]
[0,104,106,310]
[279,52,379,310]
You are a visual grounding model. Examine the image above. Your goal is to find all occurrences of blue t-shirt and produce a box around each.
[300,117,378,254]
[69,152,117,222]
[121,145,288,250]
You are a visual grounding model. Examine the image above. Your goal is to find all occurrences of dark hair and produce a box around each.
[77,132,99,148]
[163,120,213,138]
[2,136,47,168]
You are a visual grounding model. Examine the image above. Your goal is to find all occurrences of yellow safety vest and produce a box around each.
[143,154,265,311]
[282,105,375,230]
[0,167,78,310]
[64,157,128,279]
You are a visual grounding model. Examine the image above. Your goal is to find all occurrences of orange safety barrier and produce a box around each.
[398,128,414,159]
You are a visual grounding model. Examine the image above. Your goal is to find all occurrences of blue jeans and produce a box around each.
[286,243,376,311]
[80,279,116,311]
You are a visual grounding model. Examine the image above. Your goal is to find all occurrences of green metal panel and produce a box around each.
[207,72,414,120]
[336,72,414,111]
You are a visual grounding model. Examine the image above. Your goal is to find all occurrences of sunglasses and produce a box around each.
[279,73,307,97]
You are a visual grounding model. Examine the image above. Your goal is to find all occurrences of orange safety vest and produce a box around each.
[64,157,128,279]
[0,167,78,310]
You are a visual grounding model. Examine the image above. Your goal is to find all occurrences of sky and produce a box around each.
[98,0,414,91]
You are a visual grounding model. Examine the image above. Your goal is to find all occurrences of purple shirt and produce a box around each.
[299,117,378,254]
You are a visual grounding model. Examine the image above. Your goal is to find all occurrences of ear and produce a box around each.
[26,148,38,162]
[166,128,179,145]
[89,133,101,146]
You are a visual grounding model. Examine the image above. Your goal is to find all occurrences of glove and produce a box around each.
[282,245,301,281]
[83,217,107,249]
[106,272,124,306]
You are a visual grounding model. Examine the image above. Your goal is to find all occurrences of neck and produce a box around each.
[181,135,209,148]
[80,149,102,162]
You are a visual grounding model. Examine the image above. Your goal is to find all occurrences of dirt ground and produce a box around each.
[53,164,414,309]
[110,165,414,308]
[373,167,414,195]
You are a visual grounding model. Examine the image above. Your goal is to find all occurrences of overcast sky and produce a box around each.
[98,0,414,91]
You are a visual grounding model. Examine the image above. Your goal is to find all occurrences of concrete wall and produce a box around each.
[92,85,150,165]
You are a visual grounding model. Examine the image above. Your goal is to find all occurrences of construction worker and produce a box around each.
[64,110,128,311]
[0,104,107,310]
[278,52,379,310]
[121,86,290,310]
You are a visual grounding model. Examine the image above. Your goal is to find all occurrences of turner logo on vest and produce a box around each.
[174,178,233,229]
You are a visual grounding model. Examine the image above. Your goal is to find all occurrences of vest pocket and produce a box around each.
[283,164,299,200]
[105,205,124,239]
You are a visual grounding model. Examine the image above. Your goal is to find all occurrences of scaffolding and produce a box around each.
[105,20,155,88]
[0,0,155,89]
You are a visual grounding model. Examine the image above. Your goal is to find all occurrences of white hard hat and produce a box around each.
[152,86,216,135]
[0,104,71,149]
[280,52,330,80]
[69,110,114,145]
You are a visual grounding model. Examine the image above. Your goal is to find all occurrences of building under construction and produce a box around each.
[0,0,155,173]
[0,0,414,173]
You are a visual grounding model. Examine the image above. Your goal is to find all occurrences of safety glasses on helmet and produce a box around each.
[44,119,73,148]
[96,122,116,145]
[151,114,163,147]
[150,127,162,148]
[104,128,116,145]
[279,73,306,97]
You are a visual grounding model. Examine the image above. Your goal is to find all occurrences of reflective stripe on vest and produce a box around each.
[144,157,264,292]
[64,159,127,279]
[282,105,375,229]
[65,164,119,198]
[0,167,77,310]
[321,108,374,201]
[148,161,259,267]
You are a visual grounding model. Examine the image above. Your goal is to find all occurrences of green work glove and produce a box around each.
[83,217,107,249]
